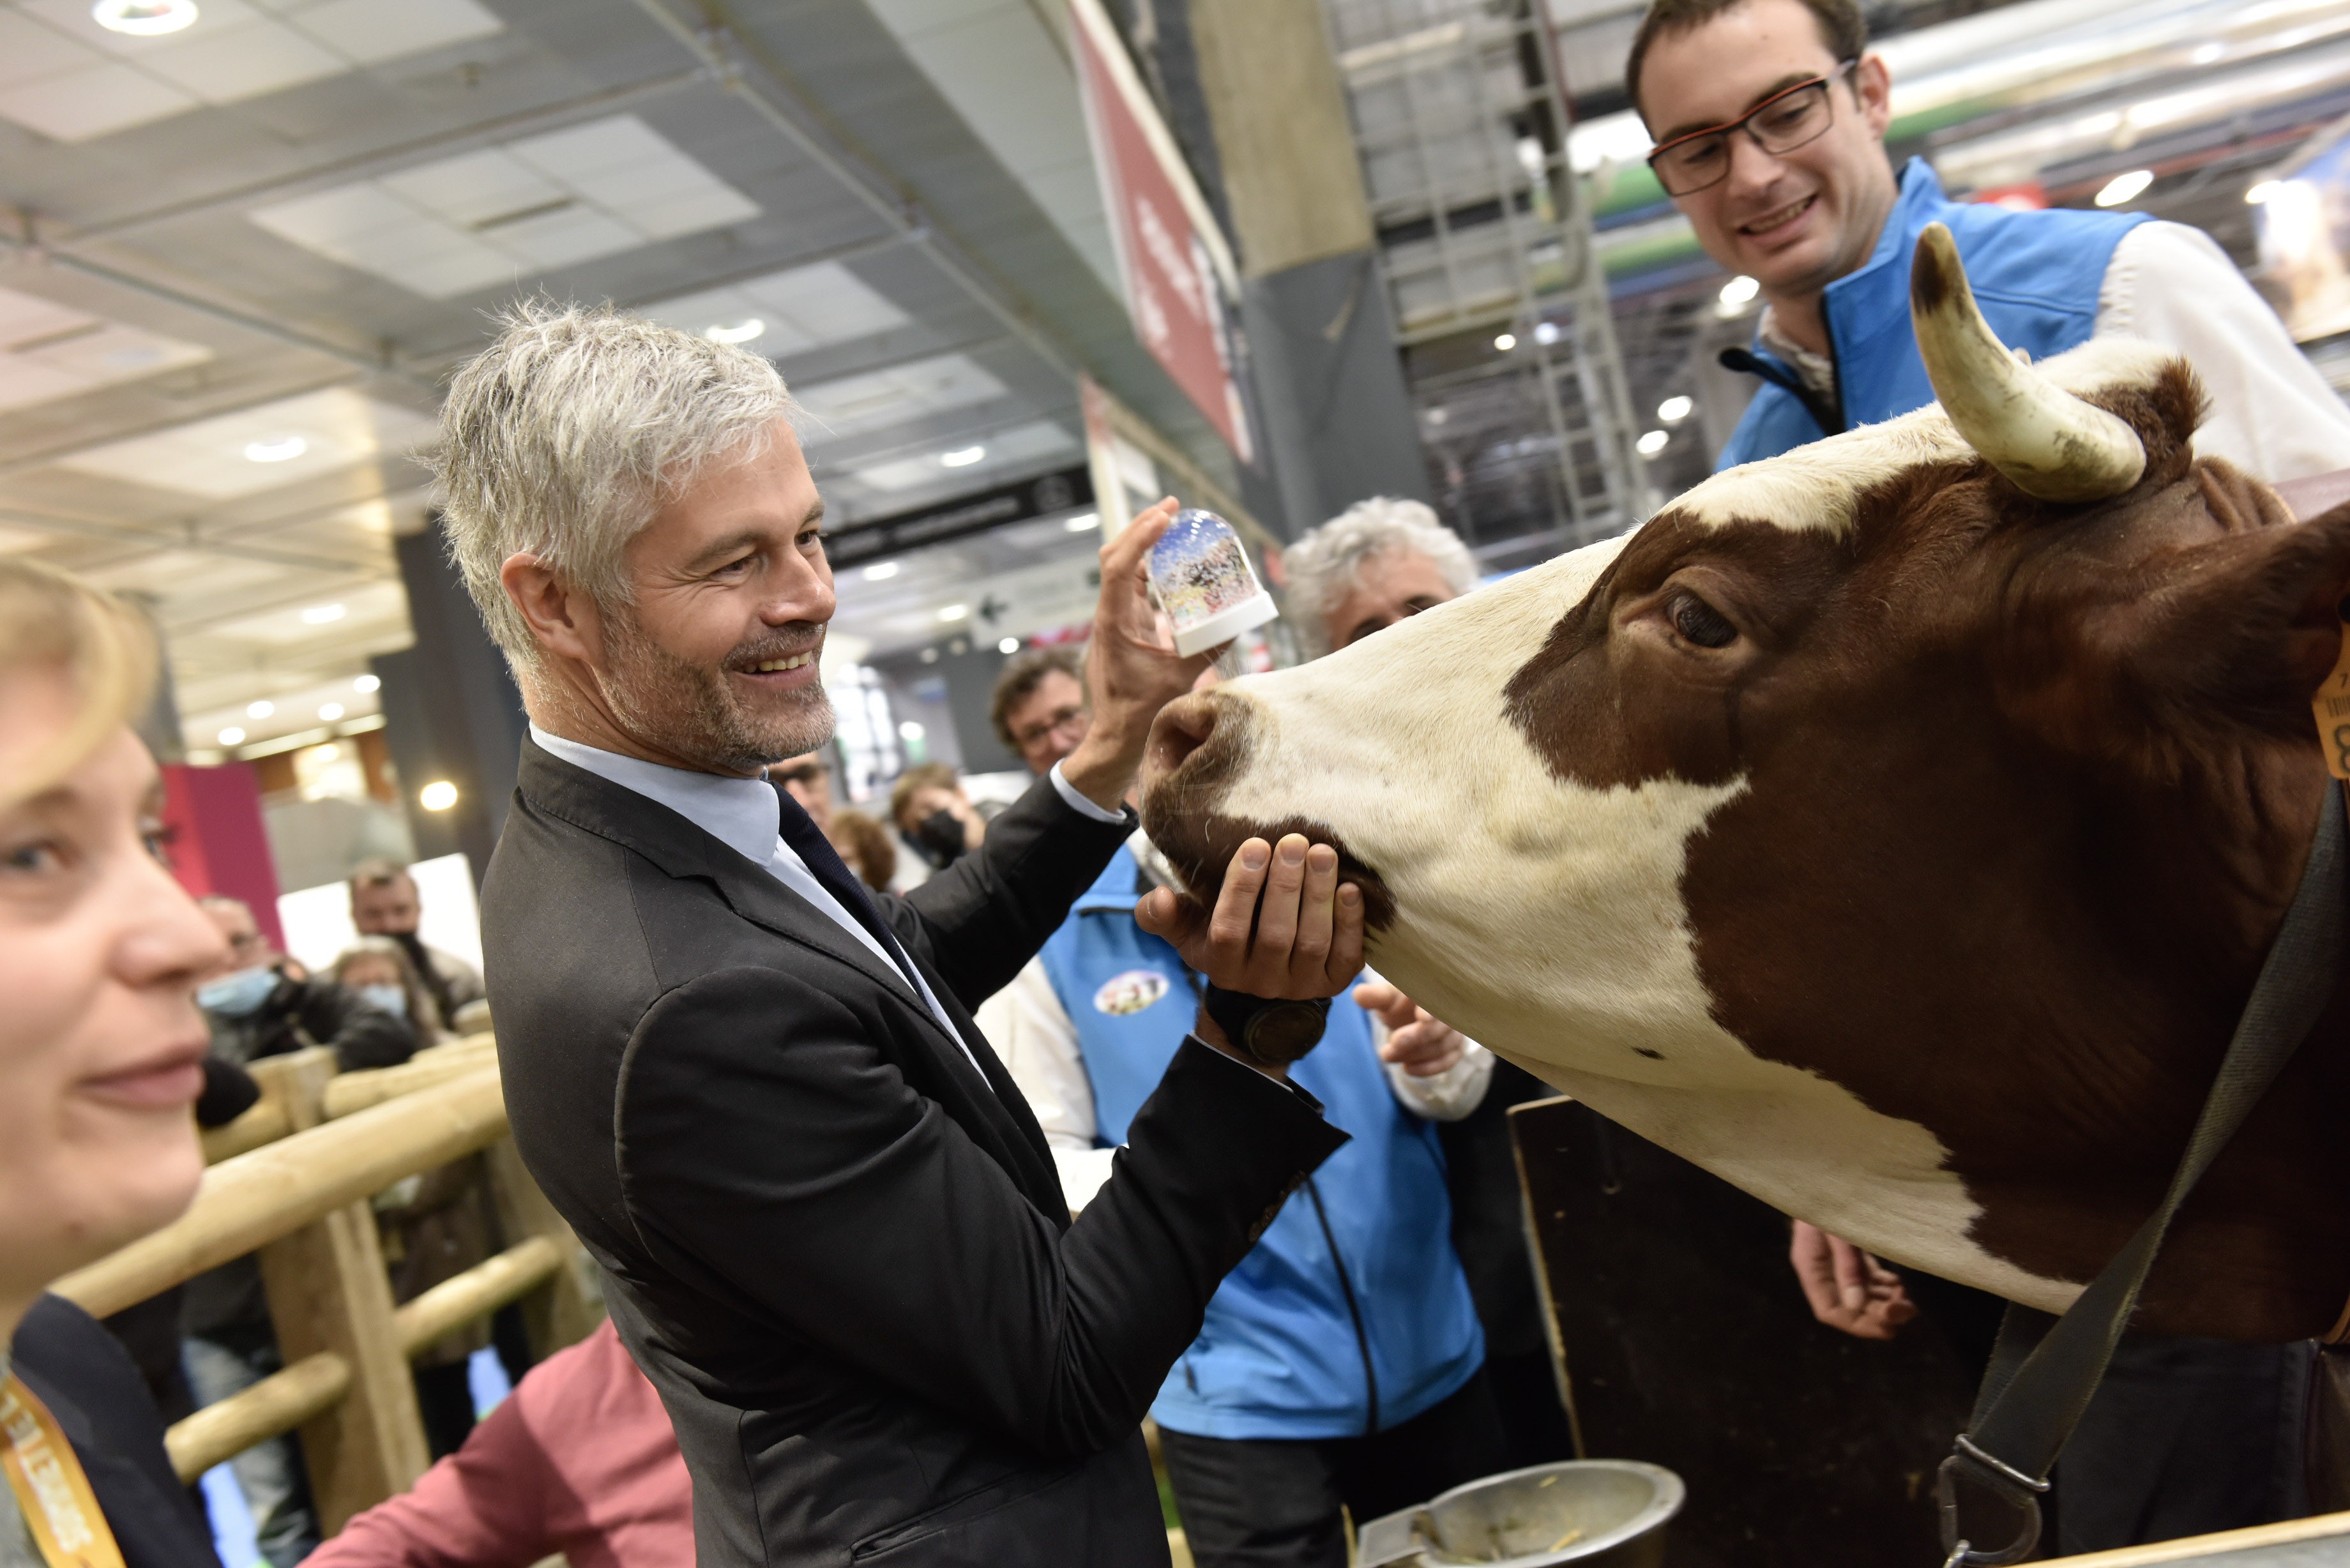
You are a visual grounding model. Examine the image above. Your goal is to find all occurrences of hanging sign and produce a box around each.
[1068,0,1254,462]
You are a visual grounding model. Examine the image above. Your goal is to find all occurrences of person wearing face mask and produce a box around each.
[332,941,499,1461]
[347,861,487,1033]
[0,557,236,1568]
[186,904,420,1568]
[888,762,986,877]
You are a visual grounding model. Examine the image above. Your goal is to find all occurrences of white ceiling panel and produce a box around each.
[79,547,290,602]
[52,388,436,500]
[847,419,1077,491]
[0,60,197,141]
[794,353,1010,442]
[201,577,408,648]
[0,285,213,412]
[278,0,503,66]
[0,0,504,141]
[639,261,913,358]
[135,17,345,103]
[250,115,761,298]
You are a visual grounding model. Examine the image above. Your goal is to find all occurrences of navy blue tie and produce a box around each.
[771,787,925,995]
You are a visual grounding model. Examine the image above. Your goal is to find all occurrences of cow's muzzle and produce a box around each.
[1139,690,1399,931]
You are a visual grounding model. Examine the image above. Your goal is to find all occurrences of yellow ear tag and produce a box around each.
[2314,604,2350,781]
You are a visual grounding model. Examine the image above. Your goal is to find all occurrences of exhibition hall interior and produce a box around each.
[9,0,2350,1564]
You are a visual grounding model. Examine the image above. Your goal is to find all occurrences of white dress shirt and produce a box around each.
[531,725,1121,1087]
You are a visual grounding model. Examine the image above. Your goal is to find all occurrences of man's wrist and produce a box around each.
[1058,731,1144,811]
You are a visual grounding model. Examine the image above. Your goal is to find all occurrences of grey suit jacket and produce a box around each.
[483,739,1346,1566]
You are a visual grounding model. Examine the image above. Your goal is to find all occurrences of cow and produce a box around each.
[1139,223,2350,1348]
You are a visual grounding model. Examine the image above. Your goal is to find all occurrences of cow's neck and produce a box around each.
[1676,737,2350,1343]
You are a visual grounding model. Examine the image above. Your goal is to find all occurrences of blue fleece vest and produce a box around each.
[1717,159,2150,468]
[1037,846,1485,1440]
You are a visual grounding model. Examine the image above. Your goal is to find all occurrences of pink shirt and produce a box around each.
[309,1322,692,1568]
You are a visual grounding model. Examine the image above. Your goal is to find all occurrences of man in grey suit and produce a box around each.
[429,303,1372,1567]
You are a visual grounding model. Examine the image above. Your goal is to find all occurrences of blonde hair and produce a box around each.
[0,559,158,811]
[423,298,797,679]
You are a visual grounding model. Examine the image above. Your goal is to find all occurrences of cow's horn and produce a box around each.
[1909,222,2145,502]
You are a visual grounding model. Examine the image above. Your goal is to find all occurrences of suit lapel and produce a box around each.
[515,739,1063,1213]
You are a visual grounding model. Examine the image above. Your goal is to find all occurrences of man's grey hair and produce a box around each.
[421,299,796,675]
[1281,497,1477,658]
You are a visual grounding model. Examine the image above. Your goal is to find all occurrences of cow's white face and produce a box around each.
[1146,528,2084,1311]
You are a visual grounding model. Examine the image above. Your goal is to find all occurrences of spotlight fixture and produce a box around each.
[1493,333,1517,351]
[2095,169,2153,207]
[217,726,245,746]
[937,603,969,622]
[419,781,460,811]
[243,435,307,463]
[1533,321,1561,346]
[1657,395,1694,423]
[1064,513,1100,532]
[246,700,274,720]
[898,721,926,741]
[997,637,1019,654]
[704,319,766,345]
[300,603,346,624]
[318,702,344,721]
[1636,429,1671,456]
[93,0,198,36]
[862,561,901,581]
[353,674,380,693]
[1718,275,1761,306]
[940,446,986,468]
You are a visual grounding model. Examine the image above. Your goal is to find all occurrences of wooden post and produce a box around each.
[252,1049,430,1531]
[482,1136,603,1359]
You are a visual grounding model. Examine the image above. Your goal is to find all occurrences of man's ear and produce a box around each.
[499,552,602,668]
[2084,478,2350,757]
[1855,54,1893,138]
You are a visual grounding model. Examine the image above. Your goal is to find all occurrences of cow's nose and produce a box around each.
[1145,691,1220,779]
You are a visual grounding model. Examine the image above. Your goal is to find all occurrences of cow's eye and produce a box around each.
[1669,592,1737,648]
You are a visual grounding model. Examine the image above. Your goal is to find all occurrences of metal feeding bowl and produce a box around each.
[1355,1460,1685,1568]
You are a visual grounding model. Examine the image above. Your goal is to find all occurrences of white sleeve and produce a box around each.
[1384,1040,1496,1122]
[973,958,1096,1150]
[2097,222,2350,482]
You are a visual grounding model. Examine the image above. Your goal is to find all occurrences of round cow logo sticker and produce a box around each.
[1093,969,1172,1016]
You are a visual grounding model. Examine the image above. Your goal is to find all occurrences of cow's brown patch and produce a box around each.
[1497,439,2350,1340]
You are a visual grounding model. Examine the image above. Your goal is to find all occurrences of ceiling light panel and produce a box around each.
[0,0,503,143]
[638,261,911,358]
[792,354,1010,443]
[0,283,211,414]
[51,386,436,499]
[249,115,760,298]
[848,420,1077,492]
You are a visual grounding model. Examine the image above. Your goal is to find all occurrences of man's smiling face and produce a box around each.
[603,418,838,776]
[1637,0,1895,308]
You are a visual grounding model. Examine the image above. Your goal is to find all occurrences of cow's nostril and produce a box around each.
[1147,692,1219,776]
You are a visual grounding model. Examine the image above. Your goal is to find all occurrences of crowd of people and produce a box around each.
[8,0,2350,1563]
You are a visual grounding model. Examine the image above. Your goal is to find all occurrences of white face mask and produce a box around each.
[354,983,408,1020]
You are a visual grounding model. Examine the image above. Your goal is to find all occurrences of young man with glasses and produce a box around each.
[1630,0,2350,1553]
[1630,0,2350,477]
[992,647,1094,779]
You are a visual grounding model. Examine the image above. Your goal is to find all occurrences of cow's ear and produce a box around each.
[2090,470,2350,751]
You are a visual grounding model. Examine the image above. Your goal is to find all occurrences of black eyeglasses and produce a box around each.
[1646,60,1859,197]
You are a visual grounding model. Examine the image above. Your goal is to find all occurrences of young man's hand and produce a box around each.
[1789,1219,1916,1339]
[1356,979,1467,1077]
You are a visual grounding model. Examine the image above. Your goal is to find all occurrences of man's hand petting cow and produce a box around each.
[1140,222,2350,1347]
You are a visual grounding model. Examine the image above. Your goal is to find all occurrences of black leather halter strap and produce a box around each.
[1938,783,2349,1567]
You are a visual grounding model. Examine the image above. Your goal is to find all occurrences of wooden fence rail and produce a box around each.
[52,1043,602,1531]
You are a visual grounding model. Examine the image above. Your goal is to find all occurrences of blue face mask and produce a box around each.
[355,983,408,1020]
[197,965,277,1018]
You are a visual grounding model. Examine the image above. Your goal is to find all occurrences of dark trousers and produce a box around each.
[1158,1371,1508,1568]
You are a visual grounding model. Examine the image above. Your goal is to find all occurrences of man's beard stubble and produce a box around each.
[603,609,835,775]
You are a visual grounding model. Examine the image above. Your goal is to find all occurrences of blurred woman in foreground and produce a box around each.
[1,557,229,1565]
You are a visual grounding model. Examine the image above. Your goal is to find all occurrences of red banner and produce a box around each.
[1071,6,1253,462]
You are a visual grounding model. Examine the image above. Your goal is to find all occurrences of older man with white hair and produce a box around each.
[437,303,1380,1568]
[1277,497,1478,659]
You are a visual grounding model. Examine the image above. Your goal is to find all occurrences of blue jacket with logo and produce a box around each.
[1036,845,1485,1440]
[1718,158,2150,468]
